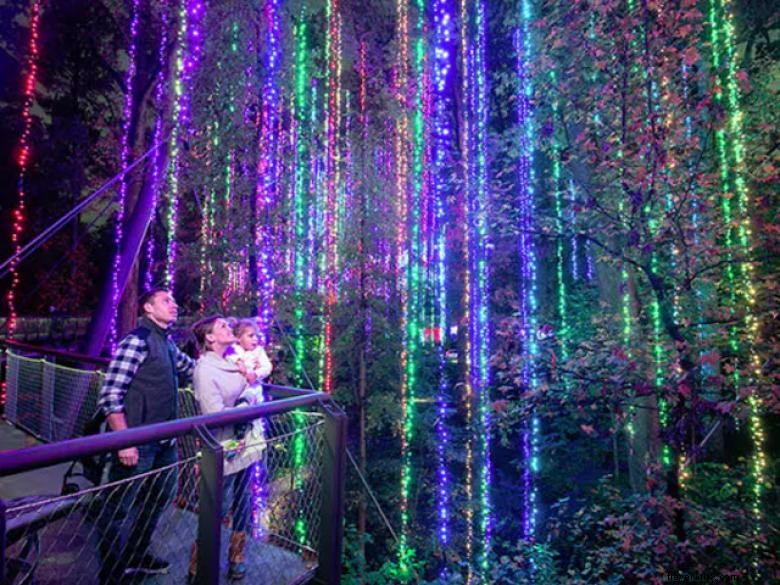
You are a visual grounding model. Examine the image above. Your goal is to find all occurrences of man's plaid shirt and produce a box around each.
[99,330,195,416]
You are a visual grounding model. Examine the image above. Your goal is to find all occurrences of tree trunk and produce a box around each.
[82,158,160,356]
[356,140,369,584]
[595,249,663,491]
[627,393,660,491]
[649,271,693,543]
[628,271,662,492]
[85,33,167,352]
[117,116,151,337]
[357,346,367,583]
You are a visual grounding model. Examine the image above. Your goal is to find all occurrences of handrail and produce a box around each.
[1,339,111,367]
[263,382,320,398]
[0,390,329,477]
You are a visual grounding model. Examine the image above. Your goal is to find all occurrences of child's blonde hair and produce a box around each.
[233,318,259,340]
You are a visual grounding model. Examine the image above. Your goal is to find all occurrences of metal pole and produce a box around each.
[0,498,6,584]
[196,426,223,585]
[41,360,55,441]
[82,154,162,356]
[4,351,19,425]
[315,400,347,585]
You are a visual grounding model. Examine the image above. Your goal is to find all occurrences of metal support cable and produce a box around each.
[345,446,399,545]
[271,316,400,545]
[0,137,165,278]
[0,196,115,336]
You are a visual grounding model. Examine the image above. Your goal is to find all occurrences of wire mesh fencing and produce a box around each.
[249,411,325,582]
[4,453,199,585]
[4,351,199,444]
[2,408,332,585]
[3,350,104,442]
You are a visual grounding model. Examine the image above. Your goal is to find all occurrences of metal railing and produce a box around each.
[0,388,346,585]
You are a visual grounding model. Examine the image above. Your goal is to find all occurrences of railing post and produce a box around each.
[196,426,223,585]
[41,360,55,441]
[316,399,347,585]
[4,351,18,424]
[0,498,6,584]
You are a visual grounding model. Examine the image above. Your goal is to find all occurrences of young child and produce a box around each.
[228,319,272,392]
[226,319,273,438]
[226,318,272,538]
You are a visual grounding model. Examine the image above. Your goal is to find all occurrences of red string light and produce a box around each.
[6,0,43,341]
[4,0,42,406]
[322,0,341,394]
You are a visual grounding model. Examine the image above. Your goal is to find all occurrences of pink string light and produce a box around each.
[5,0,43,358]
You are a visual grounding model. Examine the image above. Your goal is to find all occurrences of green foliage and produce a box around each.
[343,524,432,585]
[542,468,779,584]
[486,540,561,585]
[1,0,777,582]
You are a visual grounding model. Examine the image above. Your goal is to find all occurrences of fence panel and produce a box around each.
[4,454,199,585]
[2,409,329,585]
[255,411,325,581]
[3,351,104,443]
[4,352,45,439]
[47,361,103,442]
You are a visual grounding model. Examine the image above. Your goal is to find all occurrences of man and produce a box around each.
[96,288,195,582]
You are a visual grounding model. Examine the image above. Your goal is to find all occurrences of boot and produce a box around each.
[227,531,248,580]
[187,542,198,584]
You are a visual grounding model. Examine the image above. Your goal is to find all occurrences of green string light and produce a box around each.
[292,17,310,387]
[549,70,568,359]
[708,0,766,557]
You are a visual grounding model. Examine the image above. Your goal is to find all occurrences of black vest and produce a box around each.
[123,317,179,428]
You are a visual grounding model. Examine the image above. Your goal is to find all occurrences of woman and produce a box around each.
[190,315,258,581]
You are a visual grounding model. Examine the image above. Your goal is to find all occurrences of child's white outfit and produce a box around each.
[225,343,273,536]
[226,345,273,441]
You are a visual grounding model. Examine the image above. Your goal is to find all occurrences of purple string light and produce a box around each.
[109,0,141,350]
[162,0,204,289]
[144,4,170,292]
[251,0,282,540]
[255,0,280,345]
[432,0,454,550]
[569,179,579,281]
[183,0,205,127]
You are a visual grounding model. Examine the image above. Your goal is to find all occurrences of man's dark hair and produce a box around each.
[192,315,223,352]
[138,287,170,315]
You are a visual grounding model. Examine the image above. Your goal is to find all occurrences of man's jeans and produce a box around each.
[95,440,177,581]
